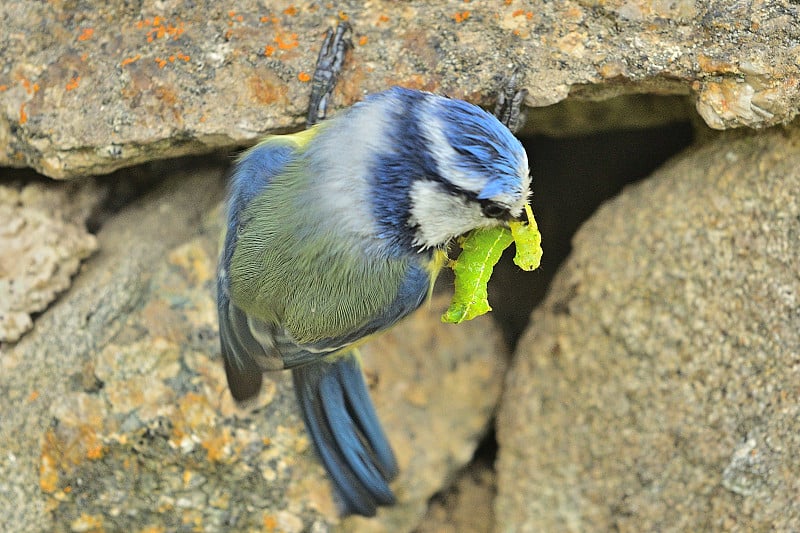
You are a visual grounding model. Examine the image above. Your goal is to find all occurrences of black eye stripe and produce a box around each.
[417,178,512,219]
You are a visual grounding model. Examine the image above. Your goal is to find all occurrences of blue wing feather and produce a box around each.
[218,140,299,400]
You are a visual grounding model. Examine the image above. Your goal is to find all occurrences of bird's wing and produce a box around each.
[219,254,430,401]
[218,138,304,400]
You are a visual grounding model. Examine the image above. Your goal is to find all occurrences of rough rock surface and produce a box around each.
[0,164,507,532]
[496,126,800,531]
[0,166,225,533]
[0,179,103,342]
[417,459,495,533]
[1,0,798,178]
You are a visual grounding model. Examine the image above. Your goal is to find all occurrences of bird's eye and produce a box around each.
[481,203,508,219]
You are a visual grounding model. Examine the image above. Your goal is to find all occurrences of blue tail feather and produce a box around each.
[292,353,397,516]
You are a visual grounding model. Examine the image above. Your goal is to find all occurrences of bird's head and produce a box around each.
[362,87,531,251]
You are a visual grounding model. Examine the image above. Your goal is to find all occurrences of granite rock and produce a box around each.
[496,126,800,531]
[0,179,103,342]
[418,458,495,533]
[1,0,798,178]
[0,164,225,533]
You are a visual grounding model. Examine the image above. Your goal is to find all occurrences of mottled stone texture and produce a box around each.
[0,180,102,341]
[2,1,799,531]
[0,165,507,532]
[1,0,798,178]
[496,127,800,531]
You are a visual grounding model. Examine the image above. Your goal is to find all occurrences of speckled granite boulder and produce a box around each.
[496,126,800,531]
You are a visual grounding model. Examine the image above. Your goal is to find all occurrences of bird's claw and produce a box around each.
[493,68,527,134]
[307,22,353,126]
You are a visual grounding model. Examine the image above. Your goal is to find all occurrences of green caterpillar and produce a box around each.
[442,204,542,324]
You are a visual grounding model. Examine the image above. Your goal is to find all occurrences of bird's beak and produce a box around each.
[509,207,527,223]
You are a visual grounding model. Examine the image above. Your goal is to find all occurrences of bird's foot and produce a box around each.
[493,68,528,134]
[306,22,353,126]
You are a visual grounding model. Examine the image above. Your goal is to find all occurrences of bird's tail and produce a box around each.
[291,351,398,516]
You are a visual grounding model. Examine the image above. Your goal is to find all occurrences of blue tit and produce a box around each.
[217,86,531,516]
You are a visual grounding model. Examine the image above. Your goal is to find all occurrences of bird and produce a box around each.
[216,86,531,516]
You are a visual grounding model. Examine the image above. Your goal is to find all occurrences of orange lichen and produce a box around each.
[28,390,40,402]
[85,440,105,460]
[378,14,390,24]
[275,33,298,49]
[260,15,269,23]
[21,78,40,95]
[297,71,311,82]
[139,17,185,42]
[228,10,236,18]
[453,10,471,22]
[72,514,103,531]
[176,52,190,61]
[283,5,298,16]
[358,35,368,46]
[512,9,525,16]
[263,515,278,531]
[19,102,27,124]
[39,463,59,494]
[264,45,276,56]
[40,430,60,493]
[80,426,106,461]
[155,57,168,68]
[121,54,141,66]
[77,28,94,41]
[338,11,349,21]
[65,76,80,91]
[0,85,7,91]
[201,427,234,462]
[697,53,738,74]
[526,11,534,19]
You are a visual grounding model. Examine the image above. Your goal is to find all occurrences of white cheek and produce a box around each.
[407,180,490,248]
